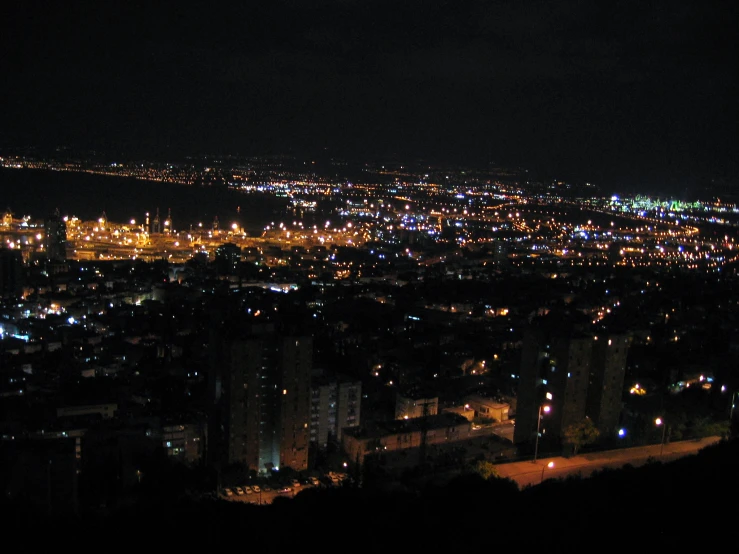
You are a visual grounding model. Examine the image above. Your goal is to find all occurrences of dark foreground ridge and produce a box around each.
[4,437,735,550]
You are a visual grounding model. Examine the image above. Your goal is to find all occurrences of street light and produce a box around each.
[541,461,554,484]
[655,417,666,457]
[729,390,737,422]
[533,404,551,462]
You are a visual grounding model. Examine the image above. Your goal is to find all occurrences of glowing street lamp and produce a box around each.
[728,389,738,423]
[655,417,667,456]
[533,402,551,463]
[541,461,555,484]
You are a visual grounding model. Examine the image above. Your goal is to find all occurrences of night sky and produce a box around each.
[1,1,737,193]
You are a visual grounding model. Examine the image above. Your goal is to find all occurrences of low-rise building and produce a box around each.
[57,403,118,420]
[342,412,472,463]
[464,395,511,422]
[394,387,438,420]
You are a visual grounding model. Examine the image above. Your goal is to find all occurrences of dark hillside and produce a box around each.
[4,438,734,550]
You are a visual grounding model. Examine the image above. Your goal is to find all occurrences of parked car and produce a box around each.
[244,486,253,495]
[234,486,244,495]
[252,485,261,493]
[223,488,234,497]
[277,487,292,494]
[291,478,301,487]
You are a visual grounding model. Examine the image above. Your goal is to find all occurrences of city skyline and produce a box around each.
[1,1,737,195]
[2,3,739,541]
[2,79,739,547]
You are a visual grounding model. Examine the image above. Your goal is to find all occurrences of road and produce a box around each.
[223,482,321,505]
[220,437,720,499]
[493,436,721,488]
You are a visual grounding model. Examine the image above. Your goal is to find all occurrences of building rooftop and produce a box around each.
[343,411,469,440]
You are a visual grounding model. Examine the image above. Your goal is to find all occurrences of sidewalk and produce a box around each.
[493,436,721,488]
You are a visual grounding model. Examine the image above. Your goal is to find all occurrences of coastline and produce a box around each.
[0,166,288,235]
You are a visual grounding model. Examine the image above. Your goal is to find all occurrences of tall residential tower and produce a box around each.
[43,208,67,262]
[208,320,312,474]
[514,317,630,451]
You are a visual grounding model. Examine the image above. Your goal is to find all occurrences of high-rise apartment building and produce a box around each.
[514,327,592,446]
[215,243,242,272]
[514,321,630,450]
[0,247,23,299]
[161,421,205,466]
[207,320,312,474]
[43,208,67,262]
[309,370,362,448]
[586,333,630,437]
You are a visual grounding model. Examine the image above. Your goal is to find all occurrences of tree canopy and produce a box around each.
[563,417,600,455]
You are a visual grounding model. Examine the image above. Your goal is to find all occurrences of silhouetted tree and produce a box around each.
[563,417,600,455]
[470,459,500,480]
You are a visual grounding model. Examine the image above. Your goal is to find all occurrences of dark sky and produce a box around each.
[1,1,737,192]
